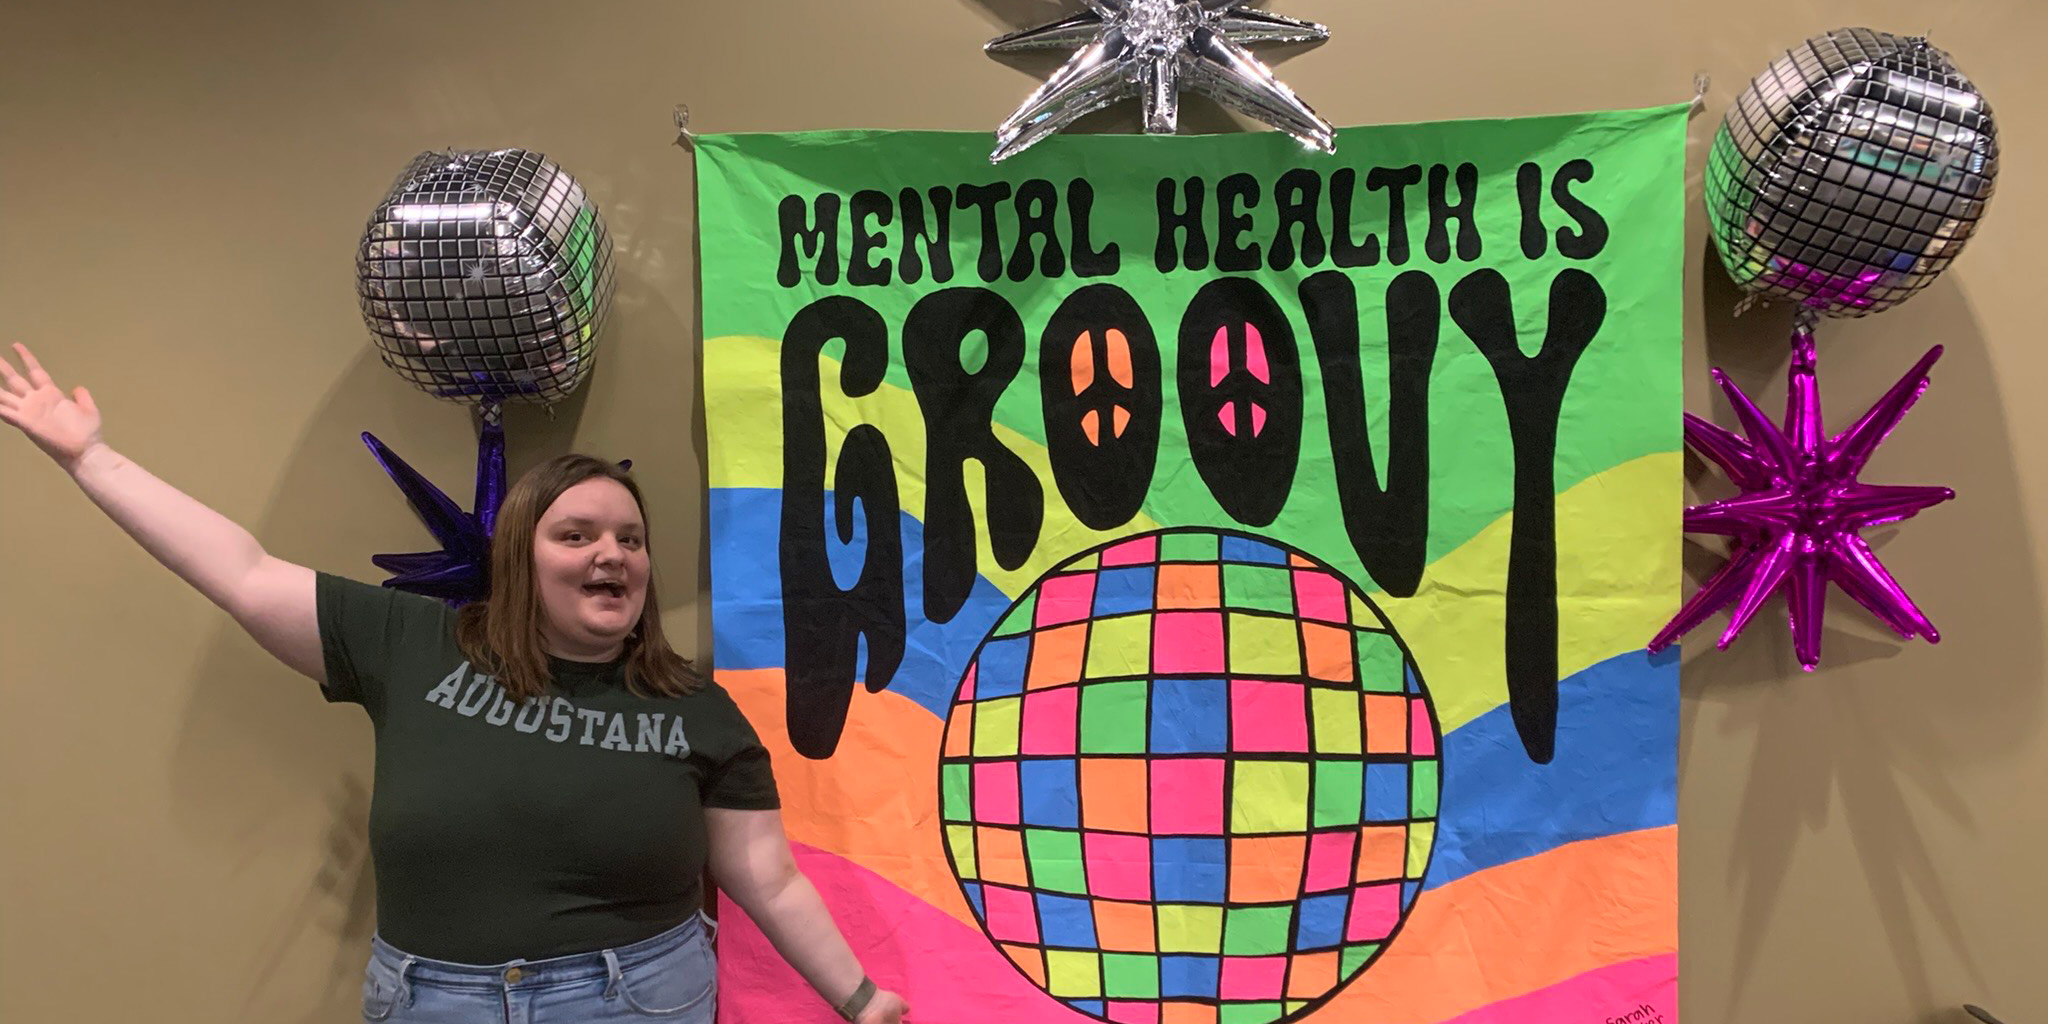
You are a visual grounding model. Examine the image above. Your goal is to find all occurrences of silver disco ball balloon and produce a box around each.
[1705,28,1998,317]
[356,149,615,406]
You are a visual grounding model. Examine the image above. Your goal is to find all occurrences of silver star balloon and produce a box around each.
[986,0,1335,162]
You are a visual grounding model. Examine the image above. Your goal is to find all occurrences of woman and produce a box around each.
[0,343,910,1024]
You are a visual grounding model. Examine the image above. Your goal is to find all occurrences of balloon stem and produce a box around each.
[1792,306,1822,336]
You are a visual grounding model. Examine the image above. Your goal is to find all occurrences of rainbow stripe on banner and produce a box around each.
[697,106,1685,1024]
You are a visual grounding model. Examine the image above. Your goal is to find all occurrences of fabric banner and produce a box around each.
[697,105,1685,1024]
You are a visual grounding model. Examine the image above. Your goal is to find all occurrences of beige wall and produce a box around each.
[2,2,2041,1021]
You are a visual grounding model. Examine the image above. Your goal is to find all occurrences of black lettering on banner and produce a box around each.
[1552,159,1609,259]
[777,193,840,288]
[903,289,1046,623]
[1179,278,1302,526]
[1301,270,1438,597]
[955,182,1013,283]
[1009,179,1066,282]
[1066,179,1120,278]
[1449,268,1606,765]
[1214,173,1262,272]
[1041,285,1161,529]
[1329,169,1380,268]
[848,190,893,287]
[1271,168,1327,271]
[897,186,954,285]
[1517,162,1547,260]
[1367,165,1422,266]
[781,296,907,759]
[1155,177,1209,273]
[1427,162,1482,262]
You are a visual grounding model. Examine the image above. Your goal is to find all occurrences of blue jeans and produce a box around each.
[362,913,718,1023]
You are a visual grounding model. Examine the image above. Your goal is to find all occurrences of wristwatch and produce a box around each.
[834,977,877,1022]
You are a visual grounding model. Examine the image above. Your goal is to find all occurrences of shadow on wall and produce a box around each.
[161,261,699,1020]
[1680,237,2045,1016]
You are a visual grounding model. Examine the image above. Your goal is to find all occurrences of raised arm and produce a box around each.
[0,343,322,682]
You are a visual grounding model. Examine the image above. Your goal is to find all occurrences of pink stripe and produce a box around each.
[1429,954,1676,1024]
[717,843,1103,1024]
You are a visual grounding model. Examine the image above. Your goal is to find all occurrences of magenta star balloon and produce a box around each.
[1649,314,1954,670]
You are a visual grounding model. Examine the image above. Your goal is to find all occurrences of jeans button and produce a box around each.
[504,966,525,983]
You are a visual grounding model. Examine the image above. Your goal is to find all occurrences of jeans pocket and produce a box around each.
[614,933,717,1018]
[361,958,404,1022]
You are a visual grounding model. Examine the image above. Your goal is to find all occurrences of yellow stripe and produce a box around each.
[1374,453,1680,733]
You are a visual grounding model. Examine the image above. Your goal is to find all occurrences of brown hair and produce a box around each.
[455,453,702,702]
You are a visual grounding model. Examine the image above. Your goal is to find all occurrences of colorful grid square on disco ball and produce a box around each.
[1107,1000,1161,1024]
[1094,898,1159,952]
[1028,624,1089,690]
[1103,952,1162,999]
[1086,614,1154,679]
[1152,838,1228,903]
[1102,535,1159,566]
[1157,563,1222,609]
[1228,680,1308,752]
[1037,572,1098,628]
[1020,758,1081,827]
[1220,535,1289,566]
[1079,683,1149,756]
[977,826,1029,888]
[1158,531,1221,563]
[971,696,1022,758]
[975,635,1030,699]
[1150,760,1227,834]
[1157,904,1226,954]
[1291,570,1347,624]
[1094,566,1160,617]
[1084,831,1154,901]
[1150,679,1229,754]
[1225,837,1306,905]
[1226,613,1302,676]
[1046,948,1103,997]
[1024,829,1088,897]
[1021,687,1081,756]
[1221,563,1295,615]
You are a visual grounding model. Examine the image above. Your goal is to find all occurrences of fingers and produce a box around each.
[0,345,27,395]
[74,387,97,418]
[14,343,52,388]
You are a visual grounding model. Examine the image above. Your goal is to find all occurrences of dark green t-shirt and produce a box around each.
[315,572,778,964]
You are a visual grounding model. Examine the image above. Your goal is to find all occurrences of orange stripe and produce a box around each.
[719,666,1675,1023]
[1324,827,1677,1024]
[718,668,978,929]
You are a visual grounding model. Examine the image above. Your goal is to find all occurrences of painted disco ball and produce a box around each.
[938,528,1441,1024]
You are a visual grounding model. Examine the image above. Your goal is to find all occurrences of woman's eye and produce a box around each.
[564,531,584,542]
[622,536,643,549]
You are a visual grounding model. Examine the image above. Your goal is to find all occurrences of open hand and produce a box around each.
[853,989,910,1024]
[0,343,103,471]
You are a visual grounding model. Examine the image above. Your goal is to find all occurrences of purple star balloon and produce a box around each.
[1649,314,1954,670]
[362,411,508,605]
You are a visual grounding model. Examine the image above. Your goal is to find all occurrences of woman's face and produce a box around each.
[532,477,650,661]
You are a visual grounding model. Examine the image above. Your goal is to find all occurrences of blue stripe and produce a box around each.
[1422,647,1679,890]
[709,488,1010,717]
